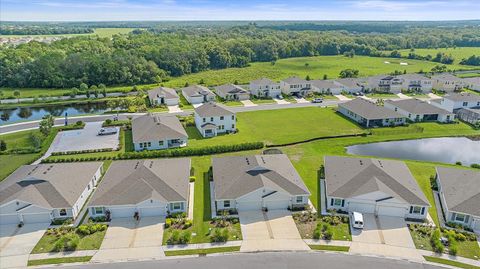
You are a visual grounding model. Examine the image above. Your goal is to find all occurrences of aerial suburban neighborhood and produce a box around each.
[1,3,480,269]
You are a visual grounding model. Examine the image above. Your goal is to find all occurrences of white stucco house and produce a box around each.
[249,78,281,98]
[280,76,312,96]
[147,87,179,106]
[194,102,236,137]
[0,162,103,225]
[435,167,480,232]
[88,159,190,220]
[323,156,430,220]
[132,114,188,151]
[212,154,310,213]
[310,80,344,95]
[338,98,406,127]
[431,92,480,112]
[463,77,480,92]
[431,74,465,93]
[181,85,216,105]
[334,78,366,94]
[214,84,250,101]
[384,99,455,123]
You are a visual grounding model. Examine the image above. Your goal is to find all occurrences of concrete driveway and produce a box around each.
[350,214,422,261]
[92,217,165,262]
[239,210,308,252]
[0,223,49,268]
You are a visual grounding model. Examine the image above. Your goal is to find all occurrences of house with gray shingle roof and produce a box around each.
[384,99,455,123]
[431,92,480,112]
[435,167,480,232]
[88,159,190,219]
[431,73,465,93]
[147,87,179,106]
[132,114,188,151]
[0,162,103,225]
[194,102,236,138]
[338,98,406,127]
[181,85,215,105]
[323,156,430,220]
[249,78,281,98]
[212,154,310,213]
[214,84,250,101]
[280,76,312,96]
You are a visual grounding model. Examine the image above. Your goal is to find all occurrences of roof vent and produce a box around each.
[149,161,153,168]
[261,157,266,164]
[245,158,250,165]
[359,160,363,165]
[134,161,140,169]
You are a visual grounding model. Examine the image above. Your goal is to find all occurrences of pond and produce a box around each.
[346,137,480,166]
[0,102,108,125]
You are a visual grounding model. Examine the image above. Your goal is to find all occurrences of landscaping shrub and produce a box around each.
[184,220,193,229]
[179,231,191,244]
[210,228,229,242]
[53,233,80,252]
[313,225,322,240]
[189,176,196,182]
[77,225,91,236]
[165,218,172,228]
[430,229,444,253]
[322,223,333,240]
[166,230,191,245]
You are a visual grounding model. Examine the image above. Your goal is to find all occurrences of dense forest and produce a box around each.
[1,22,480,88]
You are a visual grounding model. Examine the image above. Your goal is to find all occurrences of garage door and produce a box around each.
[377,206,407,217]
[264,200,290,210]
[348,202,375,214]
[0,214,20,225]
[237,201,262,211]
[140,206,166,217]
[22,213,51,224]
[109,207,136,219]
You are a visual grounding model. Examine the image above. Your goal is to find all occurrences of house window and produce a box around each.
[232,115,235,120]
[331,198,344,207]
[220,116,224,120]
[453,213,468,223]
[462,102,468,107]
[210,117,214,122]
[231,124,235,129]
[59,209,67,216]
[171,202,183,211]
[94,207,104,215]
[87,184,91,190]
[410,206,423,214]
[159,141,164,146]
[223,200,231,207]
[203,118,206,123]
[296,196,303,203]
[147,142,151,147]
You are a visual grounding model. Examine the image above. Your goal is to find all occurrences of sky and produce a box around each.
[1,0,479,21]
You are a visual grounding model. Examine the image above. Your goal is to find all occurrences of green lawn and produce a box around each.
[27,256,92,266]
[93,28,135,38]
[309,245,350,252]
[31,229,106,254]
[0,154,38,181]
[424,256,480,269]
[251,98,276,104]
[294,216,352,241]
[392,47,480,65]
[164,246,240,256]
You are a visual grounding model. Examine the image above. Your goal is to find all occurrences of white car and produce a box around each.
[351,211,364,229]
[98,127,117,136]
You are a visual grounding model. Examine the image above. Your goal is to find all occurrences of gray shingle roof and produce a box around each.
[0,162,103,209]
[132,114,187,143]
[213,154,310,200]
[324,156,429,206]
[339,98,405,120]
[436,167,480,217]
[214,84,249,95]
[147,87,178,100]
[89,159,190,206]
[310,80,342,89]
[194,102,234,118]
[385,99,452,115]
[431,73,462,82]
[444,92,480,102]
[282,76,307,84]
[335,78,366,88]
[181,85,215,98]
[250,78,276,86]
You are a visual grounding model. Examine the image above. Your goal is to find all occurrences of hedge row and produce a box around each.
[51,148,113,156]
[0,147,40,155]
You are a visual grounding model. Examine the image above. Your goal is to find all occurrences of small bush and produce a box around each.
[77,225,91,236]
[313,225,321,239]
[430,229,444,253]
[166,230,191,245]
[179,230,191,244]
[165,218,172,228]
[210,228,229,242]
[189,176,196,182]
[184,219,193,229]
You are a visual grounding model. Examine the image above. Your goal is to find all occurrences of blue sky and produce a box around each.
[2,0,479,21]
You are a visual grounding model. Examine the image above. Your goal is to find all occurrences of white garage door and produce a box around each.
[109,207,136,219]
[140,206,166,217]
[22,213,51,224]
[348,202,375,214]
[474,219,480,231]
[237,201,262,211]
[264,200,290,210]
[0,214,20,225]
[377,206,407,217]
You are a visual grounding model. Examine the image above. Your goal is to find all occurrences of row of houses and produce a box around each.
[2,155,478,232]
[148,74,480,106]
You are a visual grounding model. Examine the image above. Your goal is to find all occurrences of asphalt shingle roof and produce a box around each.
[132,114,187,143]
[339,98,405,120]
[214,84,249,95]
[250,78,277,86]
[194,102,234,118]
[444,92,480,102]
[282,76,307,84]
[147,87,178,100]
[181,85,215,98]
[385,99,452,115]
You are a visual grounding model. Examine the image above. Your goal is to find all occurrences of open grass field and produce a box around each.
[0,28,134,38]
[392,47,480,65]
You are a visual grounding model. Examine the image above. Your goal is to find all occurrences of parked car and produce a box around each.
[98,127,117,136]
[351,211,364,229]
[311,98,324,103]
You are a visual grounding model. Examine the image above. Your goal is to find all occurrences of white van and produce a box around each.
[351,211,364,229]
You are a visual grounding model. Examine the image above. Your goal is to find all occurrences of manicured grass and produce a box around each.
[251,98,276,104]
[0,154,38,181]
[309,245,350,252]
[294,217,352,241]
[27,256,92,266]
[164,246,241,256]
[0,129,42,149]
[93,28,135,38]
[423,256,480,269]
[147,106,169,112]
[124,129,134,152]
[392,47,480,65]
[366,93,398,99]
[406,163,439,226]
[31,230,107,254]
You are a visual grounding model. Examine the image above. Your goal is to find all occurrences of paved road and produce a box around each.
[0,100,343,135]
[39,252,444,269]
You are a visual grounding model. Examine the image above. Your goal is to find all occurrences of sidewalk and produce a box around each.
[419,250,480,267]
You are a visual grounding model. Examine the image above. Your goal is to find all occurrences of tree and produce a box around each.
[79,83,88,92]
[184,82,189,87]
[339,69,359,78]
[304,63,309,68]
[13,90,20,103]
[431,65,447,73]
[90,85,99,98]
[98,84,107,97]
[39,115,54,136]
[70,87,78,98]
[107,99,121,118]
[0,90,3,99]
[390,50,401,58]
[323,74,328,80]
[0,140,6,151]
[305,75,311,81]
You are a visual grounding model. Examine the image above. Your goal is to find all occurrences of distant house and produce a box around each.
[337,98,406,127]
[366,74,432,93]
[457,108,480,124]
[435,167,480,232]
[132,114,188,151]
[280,76,312,96]
[214,84,250,101]
[334,78,366,94]
[249,78,281,98]
[181,85,216,105]
[194,102,236,137]
[431,74,464,92]
[430,92,480,112]
[396,74,433,93]
[384,99,454,123]
[310,80,344,95]
[463,77,480,92]
[323,156,430,220]
[0,162,103,225]
[212,154,310,213]
[88,159,190,220]
[367,75,403,93]
[147,87,179,106]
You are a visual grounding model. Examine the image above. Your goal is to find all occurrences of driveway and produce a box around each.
[241,100,257,107]
[92,217,165,262]
[239,210,308,252]
[167,105,183,113]
[334,94,351,101]
[273,98,290,105]
[0,223,49,268]
[349,214,422,261]
[396,93,412,99]
[293,97,309,104]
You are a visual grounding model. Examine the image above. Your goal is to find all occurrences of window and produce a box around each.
[203,118,206,123]
[171,202,183,211]
[223,200,230,207]
[220,116,224,120]
[87,184,91,190]
[410,206,423,214]
[231,124,235,129]
[159,141,164,146]
[232,115,235,120]
[331,198,344,207]
[296,196,303,203]
[210,117,214,122]
[94,207,103,215]
[463,101,468,107]
[453,213,468,223]
[59,209,67,216]
[147,142,151,147]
